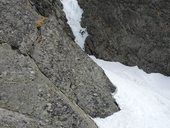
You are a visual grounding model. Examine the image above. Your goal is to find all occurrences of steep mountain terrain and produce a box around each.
[0,42,97,128]
[0,0,119,127]
[78,0,170,75]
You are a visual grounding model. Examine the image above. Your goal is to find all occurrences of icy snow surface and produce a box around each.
[60,0,88,49]
[60,0,170,128]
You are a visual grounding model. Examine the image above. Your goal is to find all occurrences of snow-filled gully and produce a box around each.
[60,0,170,128]
[60,0,88,49]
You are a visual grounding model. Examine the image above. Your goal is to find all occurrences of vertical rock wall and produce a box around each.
[78,0,170,75]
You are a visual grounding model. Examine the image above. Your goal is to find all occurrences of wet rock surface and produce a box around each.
[78,0,170,75]
[0,0,119,126]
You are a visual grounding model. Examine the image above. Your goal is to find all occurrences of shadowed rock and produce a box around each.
[77,0,170,75]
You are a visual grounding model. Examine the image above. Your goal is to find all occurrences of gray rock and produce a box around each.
[78,0,170,76]
[29,3,119,118]
[0,0,118,120]
[0,108,52,128]
[0,0,37,54]
[0,43,97,128]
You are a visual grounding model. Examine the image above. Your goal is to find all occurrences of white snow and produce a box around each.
[91,56,170,128]
[60,0,88,49]
[60,1,170,128]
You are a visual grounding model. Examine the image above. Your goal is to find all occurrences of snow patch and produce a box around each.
[91,56,170,128]
[60,0,88,49]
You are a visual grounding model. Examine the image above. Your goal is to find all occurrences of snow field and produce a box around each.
[91,56,170,128]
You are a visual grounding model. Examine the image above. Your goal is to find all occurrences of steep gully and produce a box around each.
[60,0,120,114]
[60,1,170,128]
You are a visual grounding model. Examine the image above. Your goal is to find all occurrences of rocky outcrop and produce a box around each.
[78,0,170,75]
[0,43,97,128]
[0,0,119,126]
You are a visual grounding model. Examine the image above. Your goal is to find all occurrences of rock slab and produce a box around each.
[0,42,97,128]
[0,1,119,127]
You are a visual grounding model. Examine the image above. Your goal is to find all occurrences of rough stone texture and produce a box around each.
[30,17,118,117]
[0,43,97,128]
[78,0,170,75]
[0,108,52,128]
[0,0,118,121]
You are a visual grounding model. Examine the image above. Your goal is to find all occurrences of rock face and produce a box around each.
[0,0,119,127]
[78,0,170,75]
[0,43,97,128]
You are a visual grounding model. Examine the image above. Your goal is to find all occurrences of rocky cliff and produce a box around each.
[78,0,170,75]
[0,0,119,127]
